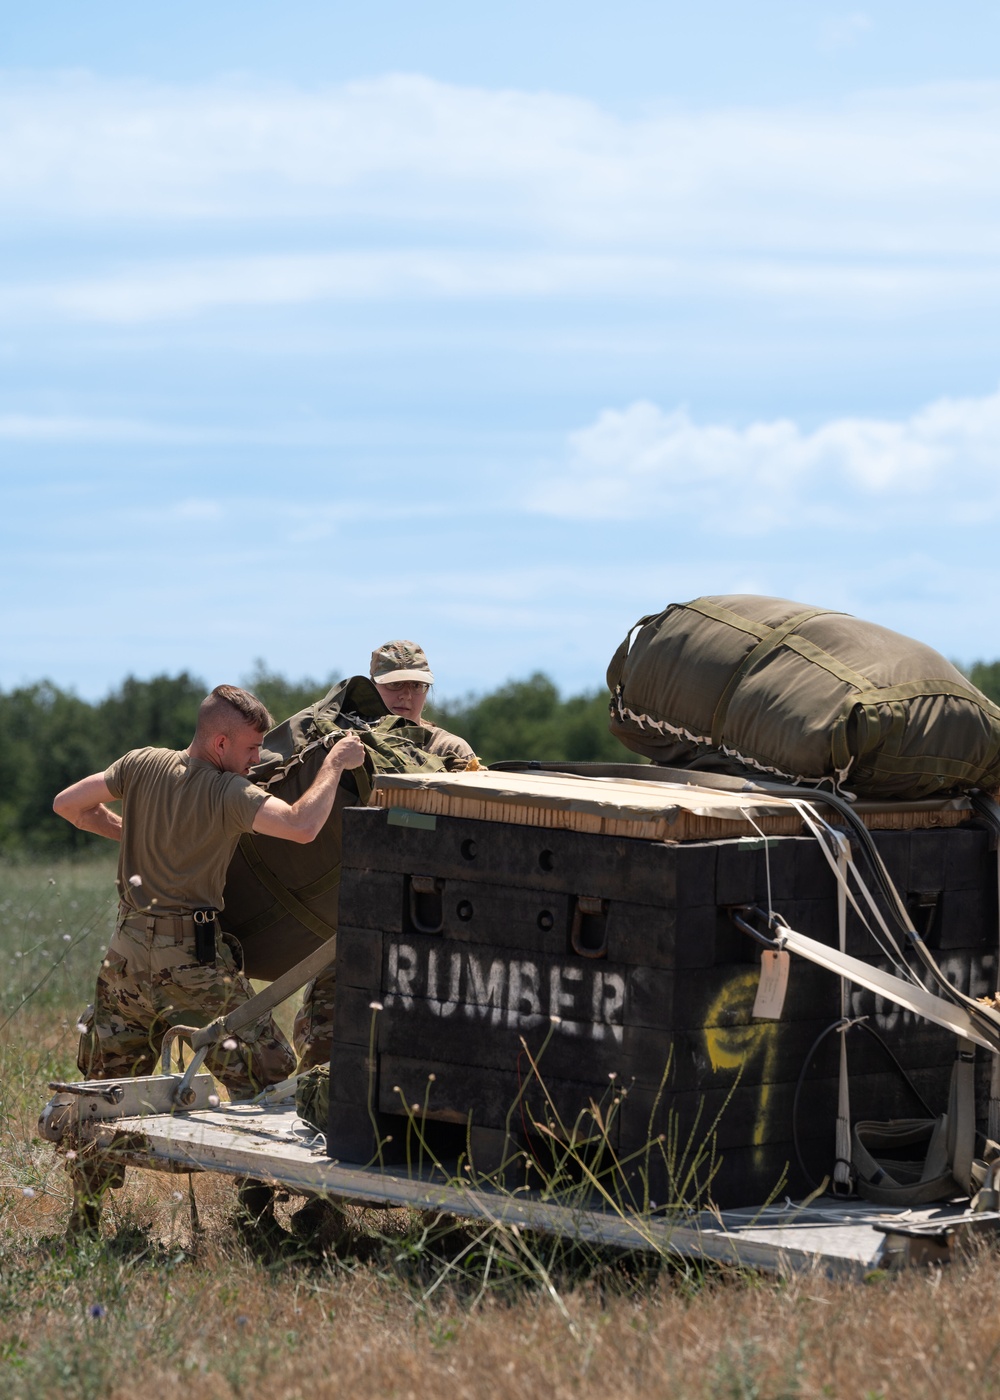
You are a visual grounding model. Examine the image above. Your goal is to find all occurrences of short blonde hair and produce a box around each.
[196,685,272,739]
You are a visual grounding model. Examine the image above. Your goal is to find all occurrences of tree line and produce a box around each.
[0,662,631,854]
[6,659,999,856]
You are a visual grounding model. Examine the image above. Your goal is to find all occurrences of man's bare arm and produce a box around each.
[251,733,367,844]
[53,774,123,841]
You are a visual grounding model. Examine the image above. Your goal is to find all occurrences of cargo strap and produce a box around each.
[790,796,1000,1050]
[737,787,1000,1204]
[232,861,342,942]
[833,835,853,1193]
[852,1047,978,1206]
[353,766,373,805]
[190,934,342,1058]
[679,599,871,699]
[237,833,338,943]
[969,790,1000,1143]
[168,931,345,1104]
[790,800,912,980]
[257,727,376,801]
[709,607,833,748]
[770,917,997,1050]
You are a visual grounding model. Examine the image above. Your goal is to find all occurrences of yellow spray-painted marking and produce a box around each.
[703,970,780,1149]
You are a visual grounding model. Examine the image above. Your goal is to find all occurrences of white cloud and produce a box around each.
[5,250,1000,324]
[0,412,400,447]
[0,414,230,443]
[0,251,668,323]
[532,388,1000,528]
[0,73,998,324]
[1,72,999,257]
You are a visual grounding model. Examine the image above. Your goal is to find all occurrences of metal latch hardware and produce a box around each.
[570,895,608,959]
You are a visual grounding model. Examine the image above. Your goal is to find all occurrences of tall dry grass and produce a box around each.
[3,856,1000,1400]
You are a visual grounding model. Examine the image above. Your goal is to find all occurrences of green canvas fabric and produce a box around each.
[607,595,1000,800]
[222,676,447,979]
[295,1063,330,1134]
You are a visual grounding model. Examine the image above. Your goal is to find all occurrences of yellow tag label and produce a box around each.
[752,949,790,1020]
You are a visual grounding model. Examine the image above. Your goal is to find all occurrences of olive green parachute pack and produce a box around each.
[295,1064,331,1135]
[607,595,1000,800]
[222,676,448,980]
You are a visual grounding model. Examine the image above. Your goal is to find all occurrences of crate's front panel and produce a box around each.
[329,810,998,1207]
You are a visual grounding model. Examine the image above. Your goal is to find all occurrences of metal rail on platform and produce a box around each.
[39,1084,1000,1276]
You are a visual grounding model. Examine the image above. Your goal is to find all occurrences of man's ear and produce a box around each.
[211,731,229,759]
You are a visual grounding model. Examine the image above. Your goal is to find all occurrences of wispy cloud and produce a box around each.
[0,73,998,325]
[0,414,235,443]
[5,250,1000,323]
[531,388,1000,528]
[0,412,402,446]
[0,252,670,322]
[1,72,999,254]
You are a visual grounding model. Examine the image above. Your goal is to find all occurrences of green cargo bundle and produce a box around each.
[222,676,447,979]
[607,595,1000,800]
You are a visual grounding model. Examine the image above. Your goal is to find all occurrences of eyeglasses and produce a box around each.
[380,681,429,694]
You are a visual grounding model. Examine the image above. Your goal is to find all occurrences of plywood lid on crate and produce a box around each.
[370,769,972,842]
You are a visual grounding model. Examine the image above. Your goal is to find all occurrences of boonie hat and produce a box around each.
[370,640,435,686]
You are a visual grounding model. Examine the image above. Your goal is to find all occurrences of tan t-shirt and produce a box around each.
[105,747,269,915]
[420,723,475,765]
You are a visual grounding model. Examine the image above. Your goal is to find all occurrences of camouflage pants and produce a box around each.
[77,918,296,1099]
[292,966,337,1071]
[68,915,295,1228]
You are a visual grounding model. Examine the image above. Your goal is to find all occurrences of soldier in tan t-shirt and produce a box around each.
[53,683,365,1237]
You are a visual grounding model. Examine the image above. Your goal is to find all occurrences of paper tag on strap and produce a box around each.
[753,949,791,1020]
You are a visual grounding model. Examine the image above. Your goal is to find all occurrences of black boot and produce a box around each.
[67,1189,103,1240]
[66,1153,126,1240]
[234,1177,297,1257]
[289,1196,356,1256]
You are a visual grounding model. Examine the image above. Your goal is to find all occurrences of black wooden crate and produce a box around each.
[326,807,997,1208]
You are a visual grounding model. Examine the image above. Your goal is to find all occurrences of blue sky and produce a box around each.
[3,3,1000,703]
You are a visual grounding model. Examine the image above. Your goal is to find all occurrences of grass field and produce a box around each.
[2,857,1000,1399]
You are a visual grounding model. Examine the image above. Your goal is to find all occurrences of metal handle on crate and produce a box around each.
[570,895,608,959]
[728,903,790,950]
[408,874,445,934]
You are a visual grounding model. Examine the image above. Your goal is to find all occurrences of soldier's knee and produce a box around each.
[75,1006,101,1078]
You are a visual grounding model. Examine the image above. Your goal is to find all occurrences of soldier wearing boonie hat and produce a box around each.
[291,641,476,1076]
[368,640,475,764]
[370,639,436,687]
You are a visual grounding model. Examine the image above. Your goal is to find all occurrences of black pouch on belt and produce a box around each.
[193,908,218,964]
